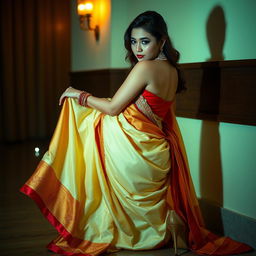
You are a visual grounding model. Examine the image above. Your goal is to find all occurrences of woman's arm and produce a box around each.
[59,61,150,116]
[87,61,150,115]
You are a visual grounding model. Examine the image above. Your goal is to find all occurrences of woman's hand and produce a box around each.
[59,87,82,106]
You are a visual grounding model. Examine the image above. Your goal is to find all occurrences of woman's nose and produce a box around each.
[136,43,142,52]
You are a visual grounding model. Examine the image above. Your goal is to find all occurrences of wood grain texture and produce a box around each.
[176,59,256,125]
[70,60,256,126]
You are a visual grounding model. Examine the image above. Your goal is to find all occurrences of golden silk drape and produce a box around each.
[0,0,70,142]
[22,99,172,254]
[21,98,252,255]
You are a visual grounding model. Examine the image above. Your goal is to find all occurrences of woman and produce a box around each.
[20,11,252,256]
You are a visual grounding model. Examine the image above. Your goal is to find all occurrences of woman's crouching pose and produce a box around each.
[21,11,252,256]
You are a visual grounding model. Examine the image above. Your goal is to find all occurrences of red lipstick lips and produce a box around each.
[136,55,144,59]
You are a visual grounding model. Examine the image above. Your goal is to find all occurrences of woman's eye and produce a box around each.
[142,40,150,45]
[131,39,136,45]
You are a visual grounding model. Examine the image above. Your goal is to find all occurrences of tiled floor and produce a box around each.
[0,141,255,256]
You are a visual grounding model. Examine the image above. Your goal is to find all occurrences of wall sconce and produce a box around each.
[77,0,100,41]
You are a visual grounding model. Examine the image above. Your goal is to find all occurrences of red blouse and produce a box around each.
[142,89,173,119]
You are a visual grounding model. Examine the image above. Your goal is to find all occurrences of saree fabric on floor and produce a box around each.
[20,90,252,255]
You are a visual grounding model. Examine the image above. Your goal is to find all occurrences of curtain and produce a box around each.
[0,0,70,142]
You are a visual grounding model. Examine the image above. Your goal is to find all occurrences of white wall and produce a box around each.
[110,0,256,66]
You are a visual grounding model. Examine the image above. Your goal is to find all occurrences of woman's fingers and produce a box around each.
[59,87,82,106]
[59,90,68,105]
[59,94,65,106]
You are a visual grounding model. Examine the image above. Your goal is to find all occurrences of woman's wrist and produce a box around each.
[78,91,92,106]
[75,90,82,99]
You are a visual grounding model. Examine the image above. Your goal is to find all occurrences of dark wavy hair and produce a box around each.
[124,11,186,93]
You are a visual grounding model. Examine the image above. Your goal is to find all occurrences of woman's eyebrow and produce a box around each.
[131,37,150,40]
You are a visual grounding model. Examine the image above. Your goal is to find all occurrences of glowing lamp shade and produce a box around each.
[77,2,94,16]
[76,0,100,41]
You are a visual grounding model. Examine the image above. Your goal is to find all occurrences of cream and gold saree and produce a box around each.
[20,90,252,255]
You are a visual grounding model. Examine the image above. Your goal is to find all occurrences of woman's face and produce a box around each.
[131,28,161,62]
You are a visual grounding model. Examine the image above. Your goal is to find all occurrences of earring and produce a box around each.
[156,48,167,60]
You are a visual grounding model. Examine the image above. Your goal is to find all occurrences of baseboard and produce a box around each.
[199,198,256,249]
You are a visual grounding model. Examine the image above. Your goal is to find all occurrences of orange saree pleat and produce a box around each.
[163,107,252,255]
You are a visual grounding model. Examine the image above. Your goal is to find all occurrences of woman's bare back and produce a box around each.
[145,60,178,101]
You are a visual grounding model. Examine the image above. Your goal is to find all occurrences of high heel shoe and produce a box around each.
[167,210,188,256]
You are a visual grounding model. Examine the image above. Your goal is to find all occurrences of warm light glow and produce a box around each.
[77,0,103,41]
[77,2,94,16]
[85,3,93,11]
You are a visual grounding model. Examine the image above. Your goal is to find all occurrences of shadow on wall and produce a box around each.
[198,5,226,235]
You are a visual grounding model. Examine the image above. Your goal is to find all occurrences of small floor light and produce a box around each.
[77,0,100,41]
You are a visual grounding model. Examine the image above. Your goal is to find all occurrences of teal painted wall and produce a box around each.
[71,0,256,219]
[110,0,256,67]
[178,118,256,219]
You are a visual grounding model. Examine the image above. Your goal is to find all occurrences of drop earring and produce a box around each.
[156,41,167,60]
[156,49,167,60]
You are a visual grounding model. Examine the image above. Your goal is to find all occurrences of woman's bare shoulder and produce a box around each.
[132,60,177,82]
[129,61,156,81]
[133,60,154,70]
[133,60,165,75]
[137,59,176,72]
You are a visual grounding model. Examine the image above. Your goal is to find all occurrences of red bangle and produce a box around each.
[79,91,92,106]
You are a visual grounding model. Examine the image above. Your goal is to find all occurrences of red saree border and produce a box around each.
[21,160,86,239]
[20,184,72,240]
[47,242,91,256]
[20,185,92,256]
[20,184,111,255]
